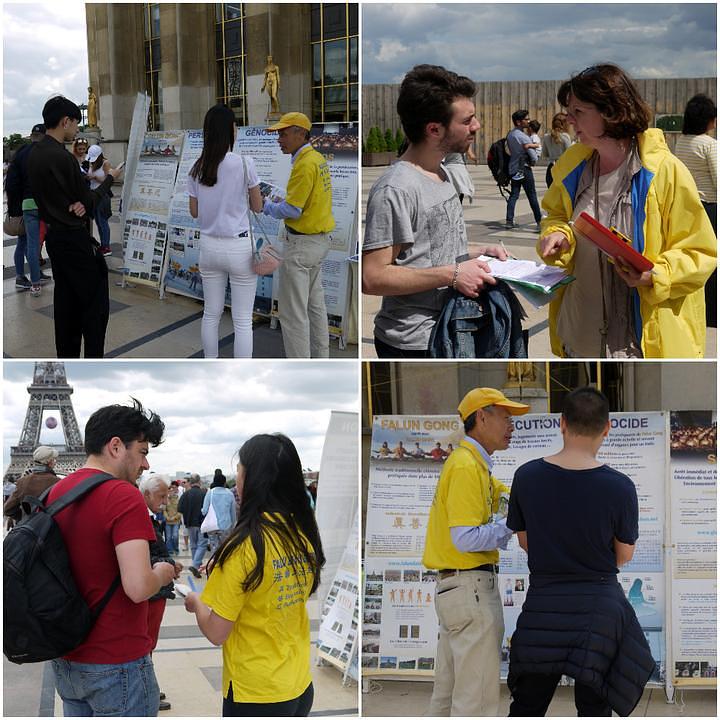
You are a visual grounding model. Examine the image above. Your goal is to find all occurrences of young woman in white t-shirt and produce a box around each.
[188,105,263,358]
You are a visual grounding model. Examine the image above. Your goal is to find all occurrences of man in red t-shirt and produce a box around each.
[47,399,176,717]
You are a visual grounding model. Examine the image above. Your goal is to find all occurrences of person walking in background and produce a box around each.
[538,64,715,358]
[164,480,182,555]
[506,387,654,716]
[674,93,717,328]
[505,109,543,229]
[178,473,208,578]
[202,470,237,554]
[188,104,263,358]
[184,434,325,717]
[27,96,123,358]
[541,112,573,188]
[139,474,183,712]
[264,112,335,358]
[5,123,54,296]
[85,145,114,256]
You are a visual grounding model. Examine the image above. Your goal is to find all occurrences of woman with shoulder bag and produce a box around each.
[188,104,263,358]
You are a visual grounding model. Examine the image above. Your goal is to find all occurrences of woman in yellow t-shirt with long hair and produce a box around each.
[184,433,325,717]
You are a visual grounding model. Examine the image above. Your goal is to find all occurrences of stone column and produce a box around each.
[85,3,145,140]
[159,3,215,130]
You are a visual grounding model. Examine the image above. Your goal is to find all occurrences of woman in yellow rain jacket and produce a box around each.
[539,63,716,358]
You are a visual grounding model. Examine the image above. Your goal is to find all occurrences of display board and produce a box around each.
[315,411,360,682]
[120,131,184,286]
[668,411,717,687]
[163,124,358,342]
[318,510,360,681]
[363,412,670,684]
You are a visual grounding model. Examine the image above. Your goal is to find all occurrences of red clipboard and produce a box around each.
[573,212,654,273]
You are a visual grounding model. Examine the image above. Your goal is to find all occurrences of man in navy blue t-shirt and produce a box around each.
[506,387,652,716]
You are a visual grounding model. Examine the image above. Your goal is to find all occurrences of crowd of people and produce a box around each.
[4,400,324,717]
[362,63,717,359]
[5,97,336,360]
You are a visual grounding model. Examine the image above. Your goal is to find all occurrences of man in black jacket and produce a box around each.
[177,474,207,577]
[5,123,53,294]
[27,96,123,358]
[506,387,654,716]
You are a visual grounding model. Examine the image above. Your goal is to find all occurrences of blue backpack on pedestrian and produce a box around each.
[3,472,121,664]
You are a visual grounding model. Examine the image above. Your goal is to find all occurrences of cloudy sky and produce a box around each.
[362,2,717,83]
[3,1,89,137]
[3,361,359,478]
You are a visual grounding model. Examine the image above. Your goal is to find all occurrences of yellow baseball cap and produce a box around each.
[267,112,312,132]
[458,388,530,421]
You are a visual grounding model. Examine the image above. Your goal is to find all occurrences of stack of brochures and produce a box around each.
[477,256,575,308]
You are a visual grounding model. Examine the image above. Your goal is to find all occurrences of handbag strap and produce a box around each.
[241,154,255,253]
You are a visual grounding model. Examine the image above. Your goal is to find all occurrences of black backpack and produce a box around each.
[487,137,511,198]
[3,472,122,664]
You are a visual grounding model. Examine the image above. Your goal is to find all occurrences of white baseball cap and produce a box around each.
[87,145,103,162]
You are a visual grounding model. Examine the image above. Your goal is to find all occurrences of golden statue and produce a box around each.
[261,55,280,114]
[87,87,98,127]
[506,362,538,387]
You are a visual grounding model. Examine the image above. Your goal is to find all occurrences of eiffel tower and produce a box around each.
[4,362,85,482]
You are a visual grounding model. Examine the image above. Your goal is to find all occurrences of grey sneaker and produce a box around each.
[15,276,31,290]
[30,284,42,297]
[505,220,516,229]
[38,271,53,283]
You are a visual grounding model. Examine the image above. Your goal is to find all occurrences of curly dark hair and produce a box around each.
[558,64,651,140]
[397,64,477,144]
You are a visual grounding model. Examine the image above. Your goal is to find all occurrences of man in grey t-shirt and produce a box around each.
[363,64,508,358]
[505,109,542,229]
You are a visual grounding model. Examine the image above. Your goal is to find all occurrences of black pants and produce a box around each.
[702,201,717,328]
[222,681,313,717]
[506,171,542,224]
[374,335,428,358]
[508,673,611,716]
[45,226,109,358]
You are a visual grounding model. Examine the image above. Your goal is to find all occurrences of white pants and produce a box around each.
[199,233,256,358]
[278,231,331,358]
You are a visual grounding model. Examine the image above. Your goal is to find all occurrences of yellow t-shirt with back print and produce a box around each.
[200,523,315,703]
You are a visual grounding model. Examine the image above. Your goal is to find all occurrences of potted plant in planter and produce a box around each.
[362,127,396,166]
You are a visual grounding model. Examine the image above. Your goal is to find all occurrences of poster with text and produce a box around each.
[364,413,667,680]
[121,130,184,286]
[318,510,359,680]
[669,411,717,687]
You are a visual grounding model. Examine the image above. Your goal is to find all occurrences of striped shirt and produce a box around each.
[674,133,717,203]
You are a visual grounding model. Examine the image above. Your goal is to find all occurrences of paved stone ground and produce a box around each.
[3,197,358,359]
[361,677,716,717]
[360,164,716,359]
[2,543,358,717]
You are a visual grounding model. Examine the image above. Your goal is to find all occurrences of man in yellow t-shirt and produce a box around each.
[264,112,335,358]
[423,387,529,716]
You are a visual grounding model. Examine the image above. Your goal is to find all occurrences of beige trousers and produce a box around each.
[428,570,505,716]
[278,231,331,358]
